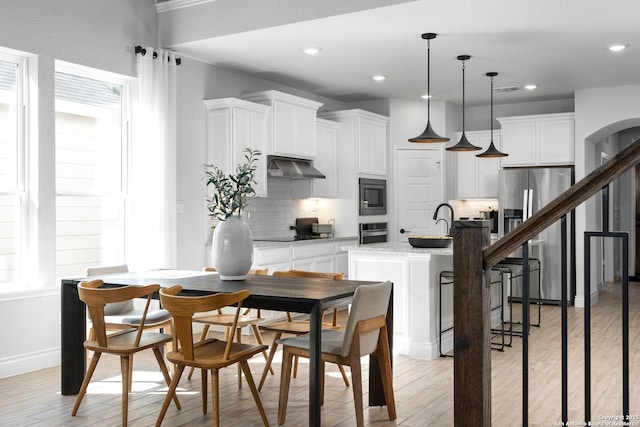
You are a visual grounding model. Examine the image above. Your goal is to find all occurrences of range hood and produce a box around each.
[267,156,325,179]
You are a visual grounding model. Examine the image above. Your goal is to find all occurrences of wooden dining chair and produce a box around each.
[277,281,395,427]
[257,269,349,391]
[156,285,269,427]
[85,265,173,339]
[187,267,273,387]
[71,279,180,427]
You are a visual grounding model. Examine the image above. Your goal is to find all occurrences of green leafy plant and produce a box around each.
[205,147,261,221]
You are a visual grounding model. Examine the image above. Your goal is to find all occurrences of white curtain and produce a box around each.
[129,48,177,270]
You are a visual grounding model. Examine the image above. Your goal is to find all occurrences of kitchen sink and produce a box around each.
[408,235,453,248]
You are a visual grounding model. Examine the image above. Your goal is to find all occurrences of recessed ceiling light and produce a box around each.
[303,47,321,55]
[372,75,387,81]
[524,84,537,90]
[421,94,432,99]
[608,43,627,52]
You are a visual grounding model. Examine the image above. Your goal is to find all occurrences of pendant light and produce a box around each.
[409,33,449,143]
[447,55,481,151]
[477,72,508,158]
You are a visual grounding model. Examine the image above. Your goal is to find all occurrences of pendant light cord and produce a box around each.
[490,73,494,142]
[427,38,431,121]
[461,59,466,136]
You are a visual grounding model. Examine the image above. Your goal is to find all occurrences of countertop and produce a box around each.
[252,236,359,249]
[342,236,541,255]
[342,241,454,255]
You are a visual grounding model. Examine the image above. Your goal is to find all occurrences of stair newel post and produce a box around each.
[452,219,492,426]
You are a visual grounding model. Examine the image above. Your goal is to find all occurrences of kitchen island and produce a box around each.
[344,241,506,360]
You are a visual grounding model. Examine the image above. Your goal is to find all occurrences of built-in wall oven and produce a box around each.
[359,222,388,245]
[359,178,387,215]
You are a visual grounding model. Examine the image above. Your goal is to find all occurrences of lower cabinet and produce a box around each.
[252,240,356,323]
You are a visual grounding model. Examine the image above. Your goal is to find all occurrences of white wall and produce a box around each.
[0,0,158,378]
[574,84,640,307]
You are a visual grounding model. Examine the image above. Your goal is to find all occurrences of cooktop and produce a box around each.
[254,235,328,242]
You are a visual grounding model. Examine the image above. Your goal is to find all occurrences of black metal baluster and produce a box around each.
[584,233,592,424]
[522,243,529,427]
[622,233,629,417]
[561,216,568,424]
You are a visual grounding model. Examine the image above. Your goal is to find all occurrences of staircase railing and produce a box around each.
[452,138,640,426]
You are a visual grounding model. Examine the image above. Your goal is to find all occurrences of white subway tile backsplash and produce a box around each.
[244,178,318,239]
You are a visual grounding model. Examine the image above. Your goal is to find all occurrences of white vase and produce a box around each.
[212,215,254,280]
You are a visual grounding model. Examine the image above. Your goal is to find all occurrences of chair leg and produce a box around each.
[201,367,208,414]
[258,332,282,391]
[71,351,102,416]
[337,363,350,387]
[155,364,185,427]
[293,354,299,378]
[121,355,131,427]
[152,347,181,409]
[187,325,210,380]
[240,360,269,427]
[277,346,295,425]
[377,344,397,420]
[349,352,365,427]
[250,324,274,375]
[236,328,243,389]
[212,368,219,427]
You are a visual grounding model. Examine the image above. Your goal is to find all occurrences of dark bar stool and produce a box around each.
[494,257,542,339]
[438,268,507,357]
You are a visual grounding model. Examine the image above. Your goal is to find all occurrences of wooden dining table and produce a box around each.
[60,269,393,427]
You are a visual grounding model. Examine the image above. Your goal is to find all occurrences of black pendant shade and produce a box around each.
[447,55,481,152]
[477,72,508,158]
[409,33,449,143]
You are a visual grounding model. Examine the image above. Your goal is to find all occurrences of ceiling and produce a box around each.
[160,0,640,106]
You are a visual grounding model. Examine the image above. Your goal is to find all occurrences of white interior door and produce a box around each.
[395,147,444,242]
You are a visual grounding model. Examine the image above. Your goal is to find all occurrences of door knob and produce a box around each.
[399,228,411,234]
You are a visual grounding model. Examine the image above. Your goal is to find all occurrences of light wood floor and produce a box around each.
[1,281,638,427]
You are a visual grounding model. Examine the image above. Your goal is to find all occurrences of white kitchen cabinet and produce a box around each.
[291,242,335,272]
[291,118,339,199]
[358,116,387,175]
[454,130,501,199]
[242,90,323,159]
[319,109,388,176]
[498,112,574,167]
[253,239,358,277]
[204,98,270,197]
[311,118,339,197]
[252,246,291,273]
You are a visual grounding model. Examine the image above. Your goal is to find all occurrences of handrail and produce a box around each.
[484,137,640,268]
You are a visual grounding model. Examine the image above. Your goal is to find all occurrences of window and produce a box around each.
[0,56,24,284]
[55,69,127,278]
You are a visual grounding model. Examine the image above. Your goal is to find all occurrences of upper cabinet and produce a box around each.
[498,112,575,167]
[291,118,339,199]
[242,90,323,159]
[454,130,501,199]
[319,109,388,177]
[204,98,270,197]
[311,118,339,198]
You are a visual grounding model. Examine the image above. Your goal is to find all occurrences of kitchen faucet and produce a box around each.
[433,203,454,236]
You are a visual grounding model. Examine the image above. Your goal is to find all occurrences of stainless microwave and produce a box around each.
[359,178,387,215]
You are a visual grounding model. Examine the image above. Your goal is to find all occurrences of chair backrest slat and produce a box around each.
[78,279,161,348]
[86,265,133,315]
[160,285,251,362]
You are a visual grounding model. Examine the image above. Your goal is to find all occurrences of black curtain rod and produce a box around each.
[135,45,181,65]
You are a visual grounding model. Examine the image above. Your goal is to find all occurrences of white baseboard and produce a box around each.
[0,347,60,379]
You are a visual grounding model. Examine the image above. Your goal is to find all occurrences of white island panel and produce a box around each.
[348,243,453,360]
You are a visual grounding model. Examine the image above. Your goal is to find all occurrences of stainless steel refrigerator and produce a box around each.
[498,167,575,304]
